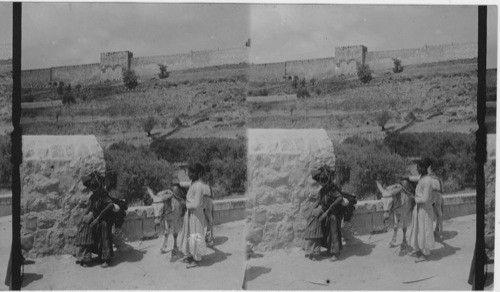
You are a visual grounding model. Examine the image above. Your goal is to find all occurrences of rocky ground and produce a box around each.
[1,217,246,290]
[244,214,494,290]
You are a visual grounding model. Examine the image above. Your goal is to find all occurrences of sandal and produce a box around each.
[181,256,193,263]
[186,261,199,269]
[414,255,428,263]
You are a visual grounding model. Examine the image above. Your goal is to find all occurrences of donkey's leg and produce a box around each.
[161,232,170,254]
[172,233,179,255]
[389,214,398,247]
[401,227,408,249]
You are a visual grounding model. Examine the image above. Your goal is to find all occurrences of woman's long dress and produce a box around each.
[91,192,114,261]
[408,175,435,255]
[304,186,343,255]
[180,181,209,261]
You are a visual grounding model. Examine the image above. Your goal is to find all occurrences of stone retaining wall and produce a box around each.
[246,129,336,251]
[20,135,105,257]
[352,193,476,235]
[0,194,11,217]
[121,198,246,241]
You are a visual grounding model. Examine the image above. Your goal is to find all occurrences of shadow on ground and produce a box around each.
[428,241,461,262]
[199,246,231,267]
[21,273,43,288]
[438,230,459,242]
[111,244,147,267]
[244,266,272,283]
[212,236,228,247]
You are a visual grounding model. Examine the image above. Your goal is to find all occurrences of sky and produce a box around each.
[0,3,497,69]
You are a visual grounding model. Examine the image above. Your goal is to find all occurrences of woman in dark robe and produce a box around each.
[304,165,345,262]
[75,171,115,268]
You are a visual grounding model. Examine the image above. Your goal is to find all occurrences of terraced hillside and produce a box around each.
[2,58,493,146]
[247,59,480,140]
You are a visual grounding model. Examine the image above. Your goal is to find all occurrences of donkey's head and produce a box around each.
[146,187,173,226]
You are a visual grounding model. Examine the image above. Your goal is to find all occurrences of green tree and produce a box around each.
[356,63,373,84]
[122,69,138,89]
[376,110,391,131]
[392,58,404,73]
[158,64,170,79]
[143,116,157,136]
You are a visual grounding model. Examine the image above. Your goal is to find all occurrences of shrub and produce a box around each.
[292,76,299,89]
[0,135,11,187]
[158,64,170,79]
[150,137,246,198]
[375,110,391,131]
[300,78,306,88]
[75,84,82,91]
[356,63,373,84]
[392,58,404,73]
[22,95,34,103]
[122,69,138,89]
[57,82,65,95]
[171,116,182,128]
[310,78,316,86]
[335,140,409,199]
[143,116,157,136]
[384,132,476,191]
[62,94,76,105]
[104,142,175,205]
[66,83,72,93]
[296,88,310,98]
[248,88,269,97]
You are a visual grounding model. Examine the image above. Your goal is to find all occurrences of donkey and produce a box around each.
[146,185,186,256]
[376,180,416,249]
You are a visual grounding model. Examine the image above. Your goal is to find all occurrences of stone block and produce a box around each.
[254,208,267,225]
[24,214,38,231]
[122,219,143,241]
[246,227,263,245]
[143,217,160,238]
[352,212,373,235]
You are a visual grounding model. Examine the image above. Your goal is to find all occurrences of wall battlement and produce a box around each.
[17,41,476,87]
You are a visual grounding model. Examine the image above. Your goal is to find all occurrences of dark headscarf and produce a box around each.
[311,165,335,186]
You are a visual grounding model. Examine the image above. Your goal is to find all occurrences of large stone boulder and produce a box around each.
[21,135,105,257]
[246,129,335,251]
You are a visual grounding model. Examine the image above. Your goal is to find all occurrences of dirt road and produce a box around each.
[244,215,493,290]
[1,218,245,290]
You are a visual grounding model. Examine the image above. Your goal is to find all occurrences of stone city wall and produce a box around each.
[285,57,336,80]
[52,63,101,84]
[246,129,336,251]
[131,47,248,78]
[122,198,246,241]
[18,42,476,87]
[20,135,106,257]
[366,42,477,72]
[22,68,52,87]
[248,62,287,82]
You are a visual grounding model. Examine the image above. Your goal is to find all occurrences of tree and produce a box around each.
[66,83,72,93]
[57,82,65,95]
[292,76,299,89]
[356,63,373,84]
[122,69,138,89]
[300,78,306,88]
[143,116,157,136]
[376,110,391,131]
[158,64,170,79]
[392,58,404,73]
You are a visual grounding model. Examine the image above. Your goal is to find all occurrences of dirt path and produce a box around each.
[1,218,245,290]
[244,215,493,290]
